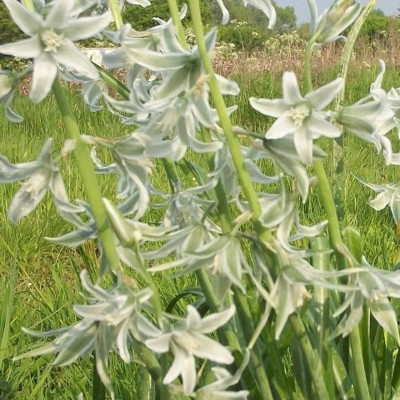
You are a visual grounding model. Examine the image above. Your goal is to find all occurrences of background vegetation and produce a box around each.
[1,2,400,399]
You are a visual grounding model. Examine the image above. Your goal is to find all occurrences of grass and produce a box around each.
[1,49,400,398]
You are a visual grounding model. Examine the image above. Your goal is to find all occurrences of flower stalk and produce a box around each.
[188,1,262,226]
[108,0,123,30]
[52,78,121,275]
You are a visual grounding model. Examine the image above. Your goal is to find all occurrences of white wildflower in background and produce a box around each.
[0,0,111,102]
[250,72,344,165]
[215,0,276,27]
[354,176,400,223]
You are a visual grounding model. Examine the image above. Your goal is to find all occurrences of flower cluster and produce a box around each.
[3,0,400,399]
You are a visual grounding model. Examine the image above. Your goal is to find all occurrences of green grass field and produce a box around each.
[1,59,400,399]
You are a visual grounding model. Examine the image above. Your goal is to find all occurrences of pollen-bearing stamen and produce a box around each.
[41,29,64,53]
[288,104,310,128]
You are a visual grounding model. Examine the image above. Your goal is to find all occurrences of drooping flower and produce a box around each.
[250,72,344,165]
[0,139,85,226]
[0,0,111,102]
[354,175,400,224]
[14,270,154,400]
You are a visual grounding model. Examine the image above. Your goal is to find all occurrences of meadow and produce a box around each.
[1,29,400,399]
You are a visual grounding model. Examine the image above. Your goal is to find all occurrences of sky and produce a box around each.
[275,1,399,24]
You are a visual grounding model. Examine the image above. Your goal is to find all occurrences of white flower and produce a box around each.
[250,72,344,164]
[338,61,397,164]
[0,70,22,122]
[308,0,362,46]
[0,139,85,225]
[145,306,235,394]
[0,0,111,102]
[354,175,400,223]
[214,0,276,27]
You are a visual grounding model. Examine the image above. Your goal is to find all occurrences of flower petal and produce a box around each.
[199,306,235,333]
[306,78,344,109]
[0,36,42,58]
[266,115,296,139]
[64,12,112,41]
[307,113,341,138]
[213,0,230,24]
[56,41,99,80]
[163,344,186,384]
[293,127,313,165]
[191,332,234,364]
[8,168,51,223]
[250,98,288,118]
[282,72,303,105]
[43,0,73,29]
[2,0,42,35]
[30,52,58,102]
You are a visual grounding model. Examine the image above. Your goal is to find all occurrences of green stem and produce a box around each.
[162,158,180,193]
[21,0,34,12]
[313,161,346,270]
[187,0,268,233]
[350,328,372,400]
[201,129,233,232]
[131,341,164,398]
[290,313,331,400]
[92,353,106,400]
[138,366,152,400]
[52,78,121,274]
[127,245,164,319]
[304,40,314,92]
[167,0,189,50]
[331,0,376,226]
[232,288,274,400]
[195,269,241,352]
[311,237,331,368]
[108,0,123,30]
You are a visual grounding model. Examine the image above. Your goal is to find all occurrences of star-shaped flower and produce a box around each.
[250,72,344,165]
[0,0,111,102]
[144,306,235,394]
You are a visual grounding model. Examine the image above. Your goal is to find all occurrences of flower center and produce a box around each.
[41,29,64,53]
[288,104,310,128]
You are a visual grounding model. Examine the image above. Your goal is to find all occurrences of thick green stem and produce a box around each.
[350,328,372,400]
[21,0,34,12]
[233,288,274,400]
[290,314,331,400]
[195,269,241,352]
[331,0,376,226]
[304,41,314,92]
[52,78,121,274]
[167,0,189,50]
[201,129,233,232]
[108,0,123,29]
[311,237,331,369]
[131,341,165,398]
[313,161,346,270]
[92,353,106,400]
[162,158,180,193]
[188,0,268,235]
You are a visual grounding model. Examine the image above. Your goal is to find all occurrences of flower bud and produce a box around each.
[315,0,362,45]
[103,197,139,248]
